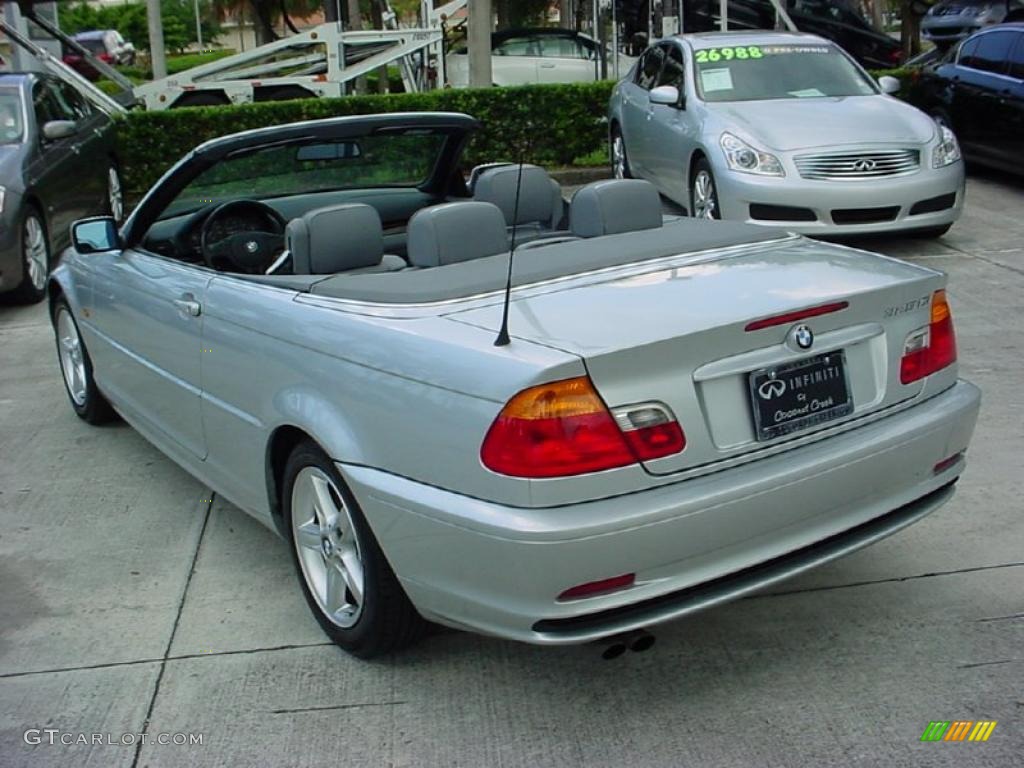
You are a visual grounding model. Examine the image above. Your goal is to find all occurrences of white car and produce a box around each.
[447,27,635,87]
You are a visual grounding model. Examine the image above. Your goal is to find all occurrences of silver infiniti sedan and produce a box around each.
[50,113,979,658]
[608,32,965,237]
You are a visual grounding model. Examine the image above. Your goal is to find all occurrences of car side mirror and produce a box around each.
[649,84,684,108]
[878,75,901,95]
[42,120,76,141]
[72,216,121,254]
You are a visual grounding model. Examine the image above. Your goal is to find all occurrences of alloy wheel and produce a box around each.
[291,466,365,629]
[24,215,48,292]
[56,308,88,407]
[108,167,124,222]
[612,134,627,179]
[692,171,718,220]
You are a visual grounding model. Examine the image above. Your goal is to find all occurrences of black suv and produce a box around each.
[914,23,1024,175]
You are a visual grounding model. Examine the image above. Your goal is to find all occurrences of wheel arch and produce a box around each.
[264,404,364,537]
[687,148,708,182]
[266,424,315,536]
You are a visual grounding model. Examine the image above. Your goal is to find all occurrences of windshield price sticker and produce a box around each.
[695,46,763,63]
[696,45,832,63]
[760,45,832,55]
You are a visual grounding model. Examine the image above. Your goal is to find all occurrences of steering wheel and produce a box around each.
[199,200,286,274]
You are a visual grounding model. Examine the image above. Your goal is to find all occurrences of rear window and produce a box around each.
[693,43,877,102]
[162,132,446,219]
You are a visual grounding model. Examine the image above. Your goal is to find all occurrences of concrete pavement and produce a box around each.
[0,171,1021,767]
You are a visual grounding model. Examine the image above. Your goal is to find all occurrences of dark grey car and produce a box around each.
[0,72,121,303]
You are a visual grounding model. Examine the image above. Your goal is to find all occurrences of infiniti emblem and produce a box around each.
[853,158,877,172]
[792,324,814,350]
[245,240,259,253]
[758,379,787,400]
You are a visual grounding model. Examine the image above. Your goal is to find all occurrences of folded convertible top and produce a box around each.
[305,219,787,305]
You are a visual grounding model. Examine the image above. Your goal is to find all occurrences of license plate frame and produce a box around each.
[748,351,853,442]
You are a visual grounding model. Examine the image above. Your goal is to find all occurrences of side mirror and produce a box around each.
[72,216,121,254]
[649,84,683,108]
[42,120,76,141]
[878,75,901,95]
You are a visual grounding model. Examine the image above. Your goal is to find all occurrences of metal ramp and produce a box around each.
[0,15,128,114]
[133,23,445,110]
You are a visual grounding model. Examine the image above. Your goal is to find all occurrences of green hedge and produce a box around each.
[116,82,614,197]
[115,68,911,198]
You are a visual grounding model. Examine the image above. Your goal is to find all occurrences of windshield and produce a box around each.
[693,43,878,102]
[0,89,25,144]
[162,132,446,219]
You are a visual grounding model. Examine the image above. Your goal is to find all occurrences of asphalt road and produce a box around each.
[1,171,1022,768]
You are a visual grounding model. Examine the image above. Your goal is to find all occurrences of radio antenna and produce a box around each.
[494,158,525,347]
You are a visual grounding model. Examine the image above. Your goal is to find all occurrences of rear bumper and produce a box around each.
[714,159,965,236]
[342,380,980,644]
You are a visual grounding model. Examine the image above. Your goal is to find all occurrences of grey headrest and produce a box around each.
[407,202,509,268]
[569,179,663,238]
[473,164,559,227]
[287,203,384,274]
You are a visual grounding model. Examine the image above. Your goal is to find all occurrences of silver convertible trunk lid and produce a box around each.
[448,236,949,476]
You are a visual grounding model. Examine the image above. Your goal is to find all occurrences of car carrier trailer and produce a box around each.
[133,22,447,110]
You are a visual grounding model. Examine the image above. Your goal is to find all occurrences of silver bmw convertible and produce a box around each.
[608,31,965,237]
[50,112,979,658]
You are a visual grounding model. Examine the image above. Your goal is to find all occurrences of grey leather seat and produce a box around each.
[287,203,406,275]
[472,163,565,244]
[406,201,509,267]
[569,179,664,238]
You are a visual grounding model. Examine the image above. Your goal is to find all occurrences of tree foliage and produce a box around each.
[58,0,222,53]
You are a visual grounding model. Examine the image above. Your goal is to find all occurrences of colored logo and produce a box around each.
[920,721,997,742]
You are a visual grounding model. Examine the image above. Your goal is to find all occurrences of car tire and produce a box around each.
[611,126,632,179]
[106,164,124,223]
[911,224,953,239]
[52,298,116,424]
[690,158,721,220]
[9,207,49,304]
[283,441,426,658]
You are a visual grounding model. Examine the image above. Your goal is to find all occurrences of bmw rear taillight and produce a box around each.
[480,377,684,478]
[900,290,957,384]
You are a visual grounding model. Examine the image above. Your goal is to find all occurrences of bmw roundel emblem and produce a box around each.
[793,324,814,350]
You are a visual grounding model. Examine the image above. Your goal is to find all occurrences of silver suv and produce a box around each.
[922,0,1024,45]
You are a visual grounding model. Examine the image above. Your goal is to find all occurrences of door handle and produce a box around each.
[539,63,556,68]
[174,295,201,317]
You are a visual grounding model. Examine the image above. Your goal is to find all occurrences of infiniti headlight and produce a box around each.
[720,133,784,177]
[932,124,961,168]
